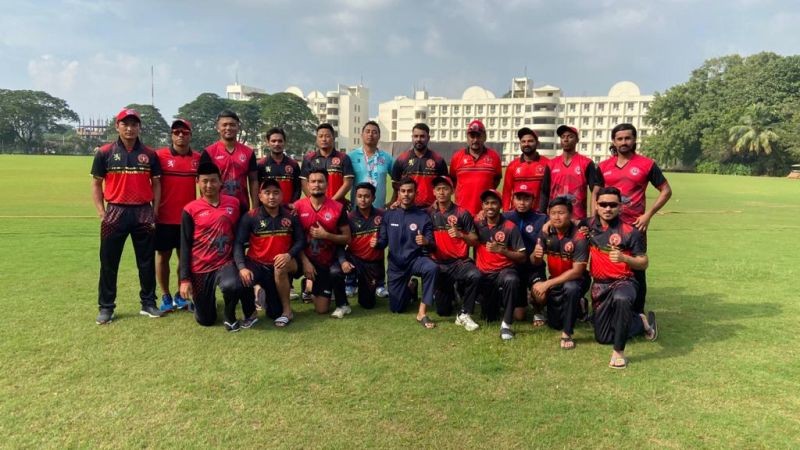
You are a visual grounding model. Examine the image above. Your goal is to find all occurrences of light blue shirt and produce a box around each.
[349,147,394,208]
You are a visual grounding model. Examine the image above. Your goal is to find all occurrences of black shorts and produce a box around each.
[154,224,181,252]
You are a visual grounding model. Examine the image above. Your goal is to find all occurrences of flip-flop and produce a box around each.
[609,357,628,369]
[560,336,575,350]
[274,315,292,327]
[646,311,658,341]
[532,314,546,327]
[417,315,435,329]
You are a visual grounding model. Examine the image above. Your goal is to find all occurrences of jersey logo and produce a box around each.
[520,184,528,190]
[447,215,458,226]
[137,154,149,164]
[332,157,341,166]
[463,158,469,164]
[494,231,506,242]
[225,207,234,215]
[167,159,175,168]
[535,166,544,175]
[191,159,198,169]
[324,212,332,221]
[266,166,272,173]
[285,165,293,174]
[630,167,640,176]
[609,233,622,247]
[525,224,534,233]
[374,216,382,226]
[575,167,581,175]
[564,241,574,253]
[426,159,435,169]
[281,218,292,228]
[486,157,492,164]
[259,220,267,228]
[316,158,321,165]
[409,158,415,166]
[239,155,246,162]
[409,223,418,231]
[113,153,121,161]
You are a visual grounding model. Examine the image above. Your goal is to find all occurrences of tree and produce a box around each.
[176,93,229,149]
[256,92,317,156]
[0,89,79,152]
[729,104,780,155]
[104,103,169,148]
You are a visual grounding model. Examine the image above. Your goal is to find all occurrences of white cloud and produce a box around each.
[27,55,80,92]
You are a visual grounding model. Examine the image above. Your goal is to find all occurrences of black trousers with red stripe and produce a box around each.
[97,204,156,310]
[190,262,254,326]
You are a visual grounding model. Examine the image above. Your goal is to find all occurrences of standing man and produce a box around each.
[374,178,438,328]
[92,108,163,324]
[234,179,305,327]
[257,127,301,209]
[340,182,386,310]
[586,187,657,368]
[154,119,200,313]
[502,127,550,213]
[390,123,448,209]
[531,196,590,350]
[599,123,672,313]
[295,169,353,318]
[548,125,602,220]
[300,124,354,205]
[200,110,259,213]
[474,189,527,340]
[427,176,482,331]
[179,163,254,332]
[450,120,503,216]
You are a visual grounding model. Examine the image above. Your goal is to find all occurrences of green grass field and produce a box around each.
[1,155,799,448]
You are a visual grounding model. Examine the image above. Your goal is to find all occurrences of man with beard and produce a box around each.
[548,125,602,220]
[373,178,438,328]
[474,189,527,340]
[200,110,259,214]
[257,127,301,209]
[179,163,253,332]
[599,123,672,314]
[586,187,658,368]
[502,127,550,213]
[450,120,503,216]
[295,169,353,318]
[300,124,354,206]
[531,196,590,350]
[390,123,448,209]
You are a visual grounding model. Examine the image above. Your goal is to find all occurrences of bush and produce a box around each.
[695,161,752,176]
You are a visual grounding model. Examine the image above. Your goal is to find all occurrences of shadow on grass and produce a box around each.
[633,285,782,363]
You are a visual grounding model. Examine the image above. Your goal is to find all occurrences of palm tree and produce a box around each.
[728,104,780,155]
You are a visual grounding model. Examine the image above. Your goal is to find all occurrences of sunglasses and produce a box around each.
[172,130,191,136]
[597,202,620,208]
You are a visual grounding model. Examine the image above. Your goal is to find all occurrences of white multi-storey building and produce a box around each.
[376,78,653,163]
[225,83,266,101]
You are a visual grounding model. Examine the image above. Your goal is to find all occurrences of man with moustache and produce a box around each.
[300,124,354,206]
[502,127,550,213]
[257,127,301,209]
[450,120,503,216]
[548,125,602,220]
[390,123,448,209]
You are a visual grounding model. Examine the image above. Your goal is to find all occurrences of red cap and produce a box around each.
[115,108,141,123]
[432,175,454,188]
[557,125,579,137]
[513,184,534,196]
[467,119,486,134]
[171,118,192,131]
[480,189,502,202]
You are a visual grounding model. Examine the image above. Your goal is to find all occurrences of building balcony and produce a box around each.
[529,109,558,118]
[531,96,560,105]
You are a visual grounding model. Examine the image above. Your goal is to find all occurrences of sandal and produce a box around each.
[417,315,436,329]
[532,314,546,327]
[274,315,292,328]
[645,311,658,341]
[560,336,575,350]
[609,357,628,369]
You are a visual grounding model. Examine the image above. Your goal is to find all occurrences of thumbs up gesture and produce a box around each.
[609,244,625,264]
[369,235,378,248]
[310,221,327,239]
[415,228,427,246]
[533,237,544,259]
[447,223,460,239]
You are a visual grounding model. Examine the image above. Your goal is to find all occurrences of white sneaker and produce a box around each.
[289,288,299,300]
[375,286,389,298]
[331,305,352,319]
[455,313,479,331]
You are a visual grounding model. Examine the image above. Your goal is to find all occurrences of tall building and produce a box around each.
[285,84,369,151]
[225,83,266,101]
[376,78,653,163]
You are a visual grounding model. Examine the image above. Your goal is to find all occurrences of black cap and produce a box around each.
[259,178,281,191]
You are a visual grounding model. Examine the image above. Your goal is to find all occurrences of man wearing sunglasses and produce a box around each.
[587,187,657,369]
[154,119,200,312]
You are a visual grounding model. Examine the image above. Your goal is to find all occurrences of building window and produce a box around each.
[465,105,472,115]
[596,103,605,112]
[452,130,458,139]
[612,103,620,112]
[430,118,436,126]
[489,118,496,126]
[642,102,650,110]
[581,143,587,151]
[441,106,448,114]
[501,131,508,139]
[597,117,604,126]
[476,105,483,114]
[514,105,522,114]
[391,110,397,119]
[611,117,619,125]
[502,118,509,126]
[515,118,521,126]
[569,104,576,112]
[582,104,590,112]
[525,105,532,112]
[627,102,635,110]
[595,143,602,151]
[441,118,448,126]
[489,131,496,139]
[502,105,509,114]
[582,117,589,126]
[440,130,446,138]
[453,105,460,114]
[581,130,588,138]
[489,105,496,114]
[595,130,603,138]
[625,116,633,123]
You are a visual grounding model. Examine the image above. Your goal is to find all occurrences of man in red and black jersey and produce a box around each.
[91,108,163,324]
[200,110,259,214]
[599,123,672,314]
[548,126,602,220]
[154,119,200,313]
[234,179,305,327]
[502,127,550,213]
[179,163,253,332]
[530,196,590,350]
[587,187,658,369]
[257,127,300,208]
[390,123,448,208]
[300,123,354,205]
[295,169,353,317]
[427,176,481,330]
[474,189,527,340]
[340,182,385,310]
[450,120,503,216]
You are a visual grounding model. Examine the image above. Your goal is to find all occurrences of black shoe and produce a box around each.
[241,316,258,329]
[96,308,114,325]
[224,321,241,332]
[139,304,163,318]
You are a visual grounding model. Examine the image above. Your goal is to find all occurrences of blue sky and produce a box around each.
[1,0,798,122]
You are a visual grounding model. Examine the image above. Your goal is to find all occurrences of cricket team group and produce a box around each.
[92,105,672,369]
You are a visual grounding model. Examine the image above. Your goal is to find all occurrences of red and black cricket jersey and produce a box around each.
[257,154,301,205]
[502,154,550,213]
[155,147,199,224]
[234,205,305,268]
[538,223,589,278]
[598,153,668,225]
[300,149,355,200]
[295,197,348,266]
[179,195,240,279]
[91,138,162,205]
[586,216,645,282]
[450,147,503,216]
[474,215,526,273]
[428,202,475,262]
[201,141,257,210]
[391,148,448,208]
[346,207,384,262]
[548,152,601,220]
